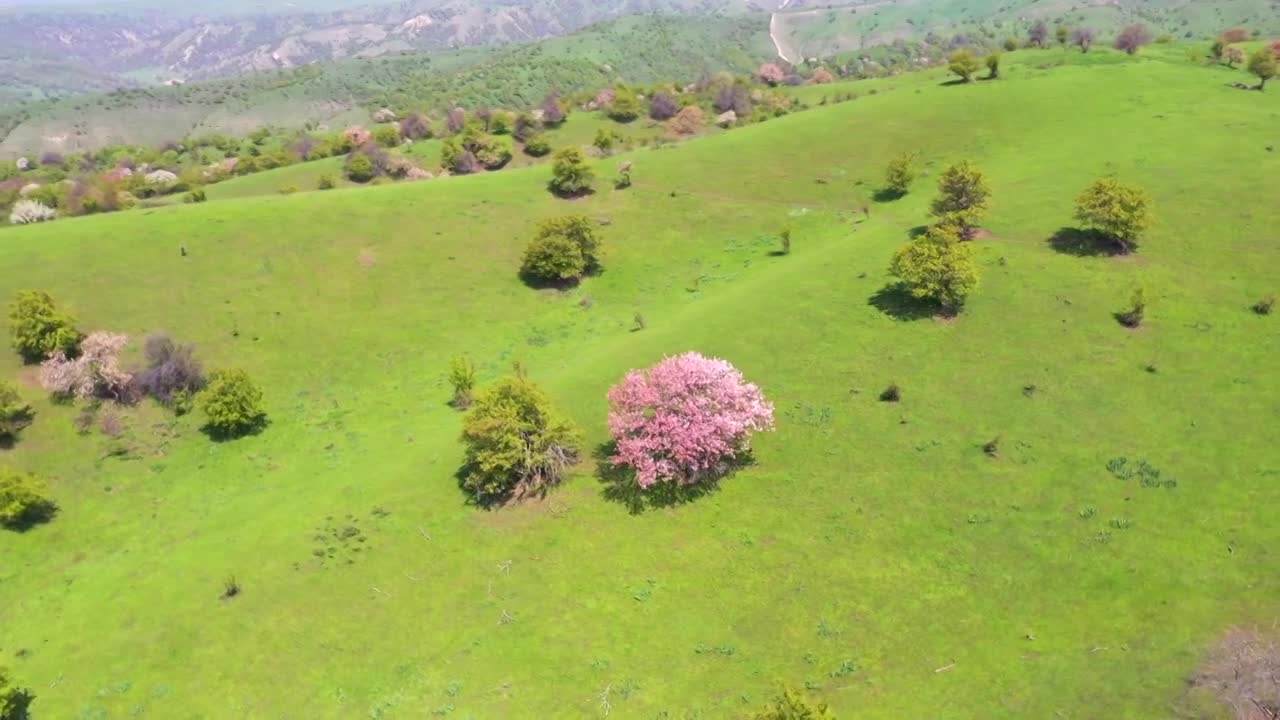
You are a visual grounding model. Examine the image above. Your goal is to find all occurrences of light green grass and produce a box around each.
[0,50,1277,719]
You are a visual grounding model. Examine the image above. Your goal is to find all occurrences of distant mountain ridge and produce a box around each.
[0,0,766,102]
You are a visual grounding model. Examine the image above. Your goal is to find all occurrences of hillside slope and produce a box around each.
[0,14,773,155]
[0,49,1278,718]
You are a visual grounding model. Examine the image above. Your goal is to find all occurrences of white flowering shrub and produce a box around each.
[9,200,56,225]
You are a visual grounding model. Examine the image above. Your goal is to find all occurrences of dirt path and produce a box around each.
[769,0,796,63]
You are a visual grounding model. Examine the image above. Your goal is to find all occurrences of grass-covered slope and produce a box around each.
[0,50,1278,718]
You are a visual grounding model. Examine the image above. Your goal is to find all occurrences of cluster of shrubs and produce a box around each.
[452,352,774,506]
[880,153,1153,319]
[0,290,269,529]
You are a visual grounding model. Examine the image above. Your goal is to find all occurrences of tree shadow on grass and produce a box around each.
[873,187,905,202]
[200,416,270,443]
[869,283,938,321]
[1047,227,1125,257]
[594,441,724,515]
[2,501,58,533]
[939,78,971,87]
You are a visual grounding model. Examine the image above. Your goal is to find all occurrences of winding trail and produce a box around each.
[769,0,796,63]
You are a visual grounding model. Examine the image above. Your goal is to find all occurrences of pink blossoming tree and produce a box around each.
[607,352,774,488]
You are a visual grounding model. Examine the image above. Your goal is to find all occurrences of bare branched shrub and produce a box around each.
[132,334,206,411]
[1194,628,1280,720]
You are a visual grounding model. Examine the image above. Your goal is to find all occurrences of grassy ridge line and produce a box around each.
[0,51,1277,717]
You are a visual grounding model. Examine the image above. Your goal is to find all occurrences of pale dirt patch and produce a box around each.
[357,249,377,268]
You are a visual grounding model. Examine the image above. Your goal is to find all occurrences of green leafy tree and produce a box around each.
[459,375,580,503]
[9,290,81,363]
[318,173,336,190]
[0,468,56,530]
[524,137,552,157]
[449,355,477,409]
[1055,25,1070,46]
[0,383,33,443]
[593,129,619,155]
[549,148,594,197]
[890,224,980,312]
[1074,177,1151,253]
[346,154,375,183]
[1248,48,1277,90]
[754,686,836,719]
[930,161,991,234]
[884,154,916,196]
[607,88,642,122]
[198,369,266,439]
[0,667,34,719]
[948,50,981,82]
[985,52,1001,79]
[372,124,401,147]
[520,215,602,284]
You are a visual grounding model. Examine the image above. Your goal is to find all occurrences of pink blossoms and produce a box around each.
[607,352,775,488]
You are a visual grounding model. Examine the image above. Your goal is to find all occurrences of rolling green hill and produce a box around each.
[0,46,1278,719]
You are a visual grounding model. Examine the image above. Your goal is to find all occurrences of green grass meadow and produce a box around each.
[0,50,1278,718]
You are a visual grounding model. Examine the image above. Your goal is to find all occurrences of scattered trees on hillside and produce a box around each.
[948,50,980,83]
[372,125,401,147]
[1074,177,1151,253]
[930,161,991,235]
[1072,27,1095,53]
[884,154,916,197]
[0,383,33,444]
[1115,25,1152,55]
[459,375,580,504]
[548,148,594,197]
[753,687,836,720]
[9,290,81,364]
[0,468,56,530]
[199,369,266,439]
[39,331,131,401]
[889,224,980,313]
[520,215,602,285]
[608,352,774,489]
[1248,48,1277,90]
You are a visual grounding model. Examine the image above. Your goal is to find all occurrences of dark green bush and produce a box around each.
[0,382,33,443]
[524,137,552,157]
[519,215,602,284]
[198,369,266,439]
[549,148,594,197]
[0,468,56,530]
[459,376,580,504]
[753,686,836,719]
[8,290,81,363]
